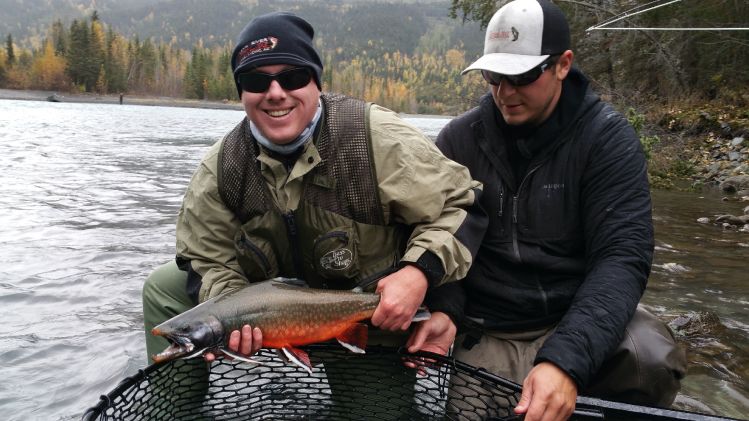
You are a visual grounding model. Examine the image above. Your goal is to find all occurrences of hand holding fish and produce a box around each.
[371,265,429,331]
[204,324,263,362]
[404,312,456,374]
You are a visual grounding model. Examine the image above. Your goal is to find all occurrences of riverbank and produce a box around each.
[0,88,243,111]
[638,102,748,192]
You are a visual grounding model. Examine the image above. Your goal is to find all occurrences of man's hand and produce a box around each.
[371,265,429,331]
[204,324,263,362]
[406,311,456,355]
[404,312,456,373]
[514,362,577,421]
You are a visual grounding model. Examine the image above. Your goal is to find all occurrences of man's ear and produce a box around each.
[556,50,574,80]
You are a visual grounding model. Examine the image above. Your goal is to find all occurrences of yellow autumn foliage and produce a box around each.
[30,40,69,90]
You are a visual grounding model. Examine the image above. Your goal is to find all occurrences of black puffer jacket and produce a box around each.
[433,69,653,388]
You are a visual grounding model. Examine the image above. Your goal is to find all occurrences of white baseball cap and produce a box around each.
[463,0,570,76]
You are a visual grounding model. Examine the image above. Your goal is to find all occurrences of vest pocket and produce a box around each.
[312,227,360,282]
[235,229,280,281]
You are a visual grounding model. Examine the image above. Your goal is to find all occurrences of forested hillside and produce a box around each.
[0,0,476,51]
[1,0,748,115]
[0,0,487,114]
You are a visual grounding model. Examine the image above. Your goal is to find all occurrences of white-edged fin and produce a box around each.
[182,348,208,360]
[337,339,365,354]
[412,306,431,322]
[281,347,313,374]
[221,348,266,366]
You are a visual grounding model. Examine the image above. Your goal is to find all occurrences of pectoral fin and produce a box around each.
[336,323,368,354]
[221,348,266,366]
[280,347,313,374]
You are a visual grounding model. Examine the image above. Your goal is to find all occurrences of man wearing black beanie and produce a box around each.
[142,11,487,417]
[230,12,323,97]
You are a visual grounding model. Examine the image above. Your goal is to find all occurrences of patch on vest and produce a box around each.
[320,249,353,271]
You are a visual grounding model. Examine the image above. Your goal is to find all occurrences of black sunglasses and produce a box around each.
[237,67,313,93]
[482,56,558,87]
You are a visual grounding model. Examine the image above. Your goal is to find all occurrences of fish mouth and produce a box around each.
[151,330,197,363]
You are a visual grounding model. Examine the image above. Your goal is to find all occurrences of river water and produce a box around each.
[0,99,746,420]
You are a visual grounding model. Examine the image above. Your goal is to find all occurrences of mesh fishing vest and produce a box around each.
[218,93,408,289]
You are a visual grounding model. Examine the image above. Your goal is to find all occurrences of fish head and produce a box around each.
[151,314,223,363]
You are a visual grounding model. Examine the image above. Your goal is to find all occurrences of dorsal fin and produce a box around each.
[271,277,309,288]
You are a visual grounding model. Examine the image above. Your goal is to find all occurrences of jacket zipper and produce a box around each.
[283,212,304,278]
[313,231,348,249]
[512,164,549,315]
[498,184,504,217]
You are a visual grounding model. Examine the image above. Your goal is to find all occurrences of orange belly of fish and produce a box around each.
[261,322,358,348]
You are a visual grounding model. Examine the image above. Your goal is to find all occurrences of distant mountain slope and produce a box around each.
[0,0,484,60]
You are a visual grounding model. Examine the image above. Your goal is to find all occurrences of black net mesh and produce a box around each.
[82,344,742,421]
[82,344,522,421]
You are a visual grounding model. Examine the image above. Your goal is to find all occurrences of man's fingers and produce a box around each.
[514,379,533,414]
[406,324,428,353]
[251,326,263,354]
[228,329,241,352]
[399,318,412,331]
[239,325,252,355]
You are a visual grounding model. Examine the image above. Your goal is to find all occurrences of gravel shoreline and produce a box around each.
[0,88,243,110]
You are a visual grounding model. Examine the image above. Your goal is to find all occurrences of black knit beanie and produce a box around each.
[231,12,323,98]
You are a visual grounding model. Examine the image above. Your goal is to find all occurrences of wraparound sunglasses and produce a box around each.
[237,67,313,93]
[481,56,558,87]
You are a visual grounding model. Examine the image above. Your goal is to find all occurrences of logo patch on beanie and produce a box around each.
[237,36,279,63]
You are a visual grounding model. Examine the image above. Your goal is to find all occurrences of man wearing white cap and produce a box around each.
[419,0,687,419]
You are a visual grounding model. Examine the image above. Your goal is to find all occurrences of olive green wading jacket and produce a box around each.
[176,98,484,303]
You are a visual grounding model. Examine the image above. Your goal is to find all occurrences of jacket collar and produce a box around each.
[477,68,597,189]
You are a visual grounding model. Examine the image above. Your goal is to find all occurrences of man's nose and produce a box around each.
[265,80,287,99]
[498,80,518,96]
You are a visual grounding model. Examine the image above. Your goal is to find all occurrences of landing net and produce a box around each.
[82,344,521,420]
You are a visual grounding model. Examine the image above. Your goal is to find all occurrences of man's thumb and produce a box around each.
[514,383,533,414]
[406,326,427,352]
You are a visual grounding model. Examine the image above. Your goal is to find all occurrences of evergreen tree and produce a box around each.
[51,20,67,56]
[138,38,157,91]
[5,34,14,66]
[105,27,127,93]
[184,46,208,99]
[90,14,106,92]
[66,19,92,90]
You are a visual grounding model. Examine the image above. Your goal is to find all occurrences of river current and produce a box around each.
[0,99,746,420]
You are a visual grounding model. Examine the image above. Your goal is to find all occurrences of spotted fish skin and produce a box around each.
[151,278,380,368]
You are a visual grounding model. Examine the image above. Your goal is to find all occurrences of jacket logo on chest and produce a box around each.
[320,249,353,270]
[542,183,565,197]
